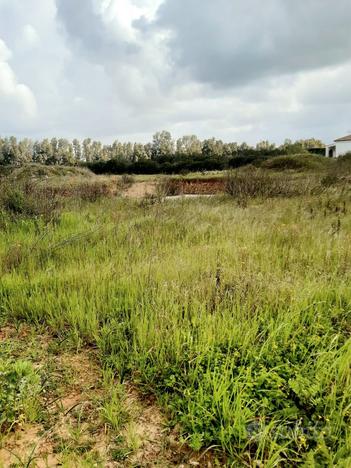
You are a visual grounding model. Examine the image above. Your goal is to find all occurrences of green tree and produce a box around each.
[91,141,102,162]
[202,138,224,158]
[57,139,74,165]
[256,140,276,151]
[83,138,92,162]
[151,131,174,159]
[72,139,82,162]
[33,139,52,164]
[1,137,20,165]
[176,135,202,157]
[17,138,33,164]
[133,143,148,161]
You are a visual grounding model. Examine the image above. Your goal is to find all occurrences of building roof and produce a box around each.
[334,134,351,142]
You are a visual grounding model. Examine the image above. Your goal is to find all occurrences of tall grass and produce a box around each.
[1,187,351,465]
[225,168,322,207]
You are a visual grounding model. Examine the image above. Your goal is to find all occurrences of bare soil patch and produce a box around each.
[0,325,206,467]
[122,182,157,199]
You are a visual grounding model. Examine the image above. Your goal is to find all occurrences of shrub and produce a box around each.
[0,181,61,222]
[72,181,111,202]
[2,188,27,214]
[228,155,269,168]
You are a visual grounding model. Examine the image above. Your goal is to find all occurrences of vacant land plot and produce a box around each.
[1,166,351,466]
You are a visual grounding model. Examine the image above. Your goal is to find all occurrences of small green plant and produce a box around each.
[0,359,41,432]
[100,380,128,432]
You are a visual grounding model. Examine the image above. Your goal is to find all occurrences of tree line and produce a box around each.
[0,131,324,172]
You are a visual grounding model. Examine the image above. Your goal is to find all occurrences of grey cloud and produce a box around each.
[153,0,351,87]
[55,0,138,62]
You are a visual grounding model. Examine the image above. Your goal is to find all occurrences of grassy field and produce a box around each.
[1,163,351,466]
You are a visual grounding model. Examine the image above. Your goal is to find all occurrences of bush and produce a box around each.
[71,181,111,202]
[228,155,269,168]
[2,188,27,214]
[87,156,228,175]
[0,181,61,221]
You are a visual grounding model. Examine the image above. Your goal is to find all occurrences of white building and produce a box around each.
[325,134,351,158]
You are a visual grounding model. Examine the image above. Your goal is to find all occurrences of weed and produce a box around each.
[0,359,41,432]
[156,177,182,197]
[100,384,128,432]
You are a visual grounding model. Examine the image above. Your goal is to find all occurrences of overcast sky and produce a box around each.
[0,0,350,144]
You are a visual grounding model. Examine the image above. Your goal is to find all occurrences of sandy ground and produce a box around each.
[0,325,218,467]
[122,182,157,199]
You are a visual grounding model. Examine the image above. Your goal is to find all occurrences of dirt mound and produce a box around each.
[261,154,330,171]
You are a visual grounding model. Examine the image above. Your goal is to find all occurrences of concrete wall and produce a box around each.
[326,146,336,158]
[336,141,351,157]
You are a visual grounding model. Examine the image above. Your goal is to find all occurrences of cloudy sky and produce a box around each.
[0,0,350,144]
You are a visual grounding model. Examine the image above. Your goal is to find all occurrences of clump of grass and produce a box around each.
[156,177,182,197]
[121,174,135,187]
[100,369,129,432]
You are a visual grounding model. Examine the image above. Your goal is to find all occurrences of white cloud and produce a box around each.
[22,24,40,47]
[0,38,37,121]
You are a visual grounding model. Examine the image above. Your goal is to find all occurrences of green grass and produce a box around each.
[261,154,331,171]
[0,164,94,181]
[1,180,351,465]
